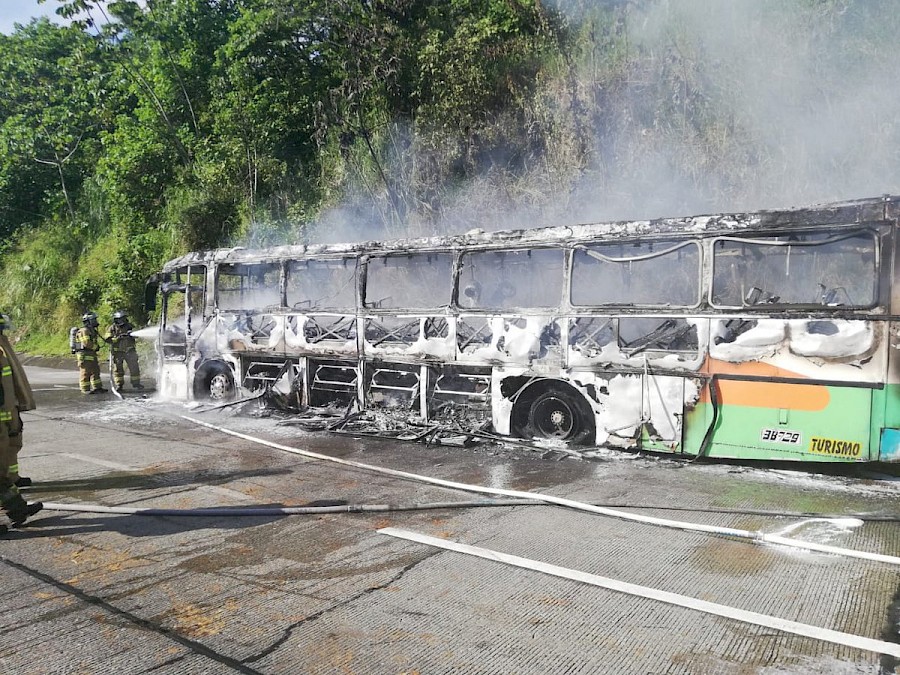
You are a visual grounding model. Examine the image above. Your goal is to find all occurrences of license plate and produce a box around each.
[760,428,802,445]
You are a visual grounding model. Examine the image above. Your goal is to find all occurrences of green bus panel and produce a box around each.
[683,383,873,462]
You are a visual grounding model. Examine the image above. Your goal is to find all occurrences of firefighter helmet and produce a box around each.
[112,310,128,325]
[0,313,10,334]
[82,312,99,328]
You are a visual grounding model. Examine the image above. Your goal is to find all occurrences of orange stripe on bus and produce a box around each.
[699,358,831,411]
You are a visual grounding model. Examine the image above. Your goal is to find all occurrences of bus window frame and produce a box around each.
[362,250,454,312]
[285,256,359,313]
[454,246,567,312]
[568,239,703,310]
[159,264,207,360]
[215,260,285,312]
[161,266,207,328]
[708,228,880,311]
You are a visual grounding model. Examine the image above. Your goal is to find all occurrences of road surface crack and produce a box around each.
[242,549,439,665]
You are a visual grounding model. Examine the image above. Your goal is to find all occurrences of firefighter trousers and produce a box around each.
[77,351,102,392]
[0,420,28,518]
[112,350,141,389]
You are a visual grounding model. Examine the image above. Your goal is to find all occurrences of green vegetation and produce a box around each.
[1,0,898,353]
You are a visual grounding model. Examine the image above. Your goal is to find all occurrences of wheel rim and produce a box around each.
[531,396,576,439]
[208,373,233,401]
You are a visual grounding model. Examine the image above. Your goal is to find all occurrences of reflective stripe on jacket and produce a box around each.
[105,325,136,354]
[74,327,100,353]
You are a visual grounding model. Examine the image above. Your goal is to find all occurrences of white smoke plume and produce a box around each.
[249,0,900,245]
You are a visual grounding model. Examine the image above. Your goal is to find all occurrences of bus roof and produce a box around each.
[161,194,899,271]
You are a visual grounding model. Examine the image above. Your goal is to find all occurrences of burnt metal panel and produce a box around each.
[302,315,357,343]
[365,317,422,346]
[457,318,494,351]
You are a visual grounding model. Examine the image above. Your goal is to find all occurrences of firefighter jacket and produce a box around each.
[105,324,137,355]
[74,327,102,354]
[0,336,35,415]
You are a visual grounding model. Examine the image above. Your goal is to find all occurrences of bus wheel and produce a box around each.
[523,386,594,445]
[195,362,236,402]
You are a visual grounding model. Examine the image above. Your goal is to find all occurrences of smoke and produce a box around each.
[601,0,900,217]
[246,0,900,246]
[544,0,900,223]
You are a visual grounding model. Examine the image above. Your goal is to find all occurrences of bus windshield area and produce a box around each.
[160,266,206,358]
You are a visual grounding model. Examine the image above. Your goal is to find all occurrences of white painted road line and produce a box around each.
[379,527,900,658]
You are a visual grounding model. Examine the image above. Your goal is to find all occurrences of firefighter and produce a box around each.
[105,310,143,391]
[0,314,42,530]
[0,313,34,488]
[73,312,107,394]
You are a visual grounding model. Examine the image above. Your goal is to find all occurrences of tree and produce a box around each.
[0,19,104,235]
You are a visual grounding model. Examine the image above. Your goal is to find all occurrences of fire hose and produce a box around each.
[39,499,530,516]
[174,416,900,567]
[64,401,899,565]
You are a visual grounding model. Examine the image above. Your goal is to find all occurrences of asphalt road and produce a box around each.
[0,364,898,674]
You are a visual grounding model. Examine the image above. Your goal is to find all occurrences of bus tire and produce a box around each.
[522,385,595,445]
[194,361,236,402]
[514,384,596,445]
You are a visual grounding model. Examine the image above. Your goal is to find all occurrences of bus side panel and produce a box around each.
[878,427,900,461]
[876,319,900,461]
[683,382,873,461]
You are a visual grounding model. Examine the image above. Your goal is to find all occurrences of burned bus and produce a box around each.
[145,194,900,463]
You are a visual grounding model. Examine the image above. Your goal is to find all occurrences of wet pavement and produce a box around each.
[0,364,898,674]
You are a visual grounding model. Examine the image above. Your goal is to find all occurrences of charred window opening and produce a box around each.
[365,252,453,309]
[618,317,698,354]
[569,317,615,354]
[365,317,421,346]
[161,266,206,359]
[309,360,357,406]
[217,263,282,310]
[243,358,291,392]
[231,313,276,346]
[434,369,490,400]
[457,317,494,350]
[431,366,491,423]
[368,366,421,409]
[302,315,357,343]
[711,231,877,308]
[458,248,564,310]
[571,240,700,307]
[287,258,357,311]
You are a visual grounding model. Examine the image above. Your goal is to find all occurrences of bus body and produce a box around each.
[147,195,900,463]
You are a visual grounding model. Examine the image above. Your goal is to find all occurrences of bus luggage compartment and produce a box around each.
[685,377,874,461]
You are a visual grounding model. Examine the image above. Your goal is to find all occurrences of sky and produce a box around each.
[0,0,65,34]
